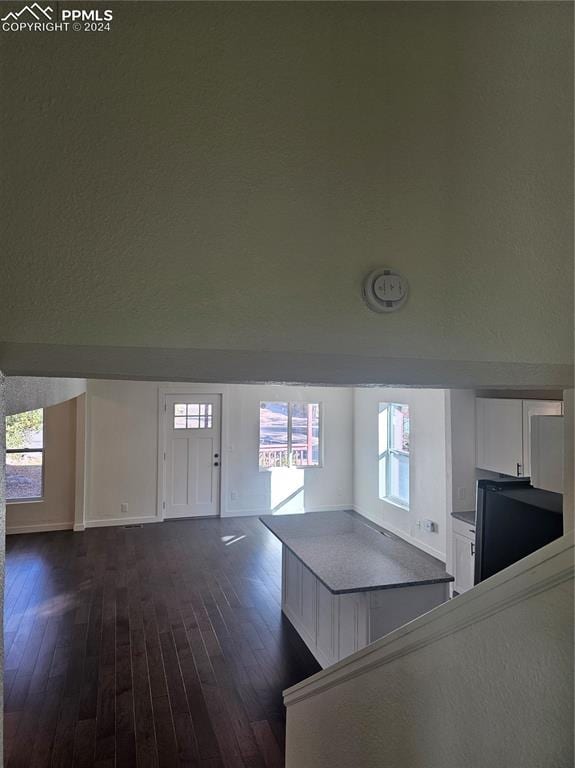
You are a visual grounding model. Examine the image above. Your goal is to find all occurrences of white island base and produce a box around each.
[282,546,450,668]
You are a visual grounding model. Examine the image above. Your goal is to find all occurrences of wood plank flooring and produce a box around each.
[4,516,320,767]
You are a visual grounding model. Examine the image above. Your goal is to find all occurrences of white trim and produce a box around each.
[379,402,410,509]
[284,532,574,707]
[74,393,87,531]
[6,409,46,504]
[444,389,455,579]
[223,504,353,518]
[156,386,165,521]
[73,523,86,532]
[303,505,353,513]
[85,516,159,529]
[158,384,228,520]
[6,521,74,535]
[6,498,44,506]
[353,504,445,561]
[381,496,409,512]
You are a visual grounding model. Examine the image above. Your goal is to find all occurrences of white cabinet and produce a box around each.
[476,398,523,477]
[454,532,475,593]
[281,547,449,668]
[476,398,562,477]
[452,516,475,594]
[530,415,564,494]
[284,545,303,617]
[522,401,563,476]
[316,580,336,664]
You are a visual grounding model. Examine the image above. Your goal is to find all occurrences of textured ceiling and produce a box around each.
[0,2,572,380]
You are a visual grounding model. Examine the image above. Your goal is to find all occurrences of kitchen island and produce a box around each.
[260,510,453,667]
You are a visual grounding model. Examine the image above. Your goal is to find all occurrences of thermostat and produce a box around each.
[362,267,409,313]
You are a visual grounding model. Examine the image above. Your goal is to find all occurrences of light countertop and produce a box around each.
[451,510,476,526]
[260,510,453,595]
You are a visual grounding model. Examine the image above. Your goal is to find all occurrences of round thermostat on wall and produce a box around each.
[362,267,409,313]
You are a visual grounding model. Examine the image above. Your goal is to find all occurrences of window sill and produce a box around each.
[259,465,323,473]
[380,496,409,512]
[6,498,45,506]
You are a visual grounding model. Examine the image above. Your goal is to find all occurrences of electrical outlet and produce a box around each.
[422,519,437,533]
[457,488,466,501]
[121,502,128,514]
[230,491,238,502]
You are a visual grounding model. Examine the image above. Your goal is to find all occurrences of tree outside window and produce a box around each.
[6,409,44,501]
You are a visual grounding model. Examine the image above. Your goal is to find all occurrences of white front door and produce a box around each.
[164,394,221,518]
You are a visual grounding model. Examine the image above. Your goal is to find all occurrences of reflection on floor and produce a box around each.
[4,515,320,767]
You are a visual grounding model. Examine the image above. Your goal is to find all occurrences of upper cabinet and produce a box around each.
[530,415,564,493]
[521,401,563,476]
[476,398,523,477]
[476,398,563,478]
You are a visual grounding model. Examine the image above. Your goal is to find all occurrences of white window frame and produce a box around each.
[379,402,410,509]
[5,409,45,503]
[259,401,323,471]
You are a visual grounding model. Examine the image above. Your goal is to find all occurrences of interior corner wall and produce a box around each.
[563,388,574,532]
[86,380,160,525]
[352,387,448,561]
[6,398,77,534]
[449,391,477,513]
[85,380,354,525]
[445,389,478,573]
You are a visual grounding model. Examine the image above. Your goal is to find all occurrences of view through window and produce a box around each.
[6,408,44,501]
[379,403,410,507]
[259,402,321,469]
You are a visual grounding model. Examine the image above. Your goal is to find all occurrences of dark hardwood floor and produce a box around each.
[4,516,320,767]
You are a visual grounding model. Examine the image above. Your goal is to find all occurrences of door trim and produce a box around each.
[157,384,227,521]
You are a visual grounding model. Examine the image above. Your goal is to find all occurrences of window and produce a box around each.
[259,402,321,469]
[379,403,410,507]
[6,408,44,501]
[173,403,213,429]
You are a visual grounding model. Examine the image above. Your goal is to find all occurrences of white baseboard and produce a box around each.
[353,505,445,562]
[73,523,86,532]
[6,521,74,535]
[221,504,353,518]
[85,515,161,529]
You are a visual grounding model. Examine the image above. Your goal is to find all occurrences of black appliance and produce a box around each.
[474,479,563,585]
